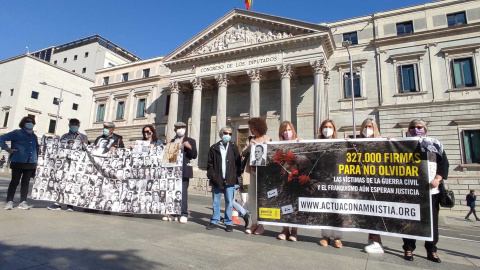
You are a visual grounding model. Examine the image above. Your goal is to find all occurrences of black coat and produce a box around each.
[170,136,197,179]
[207,141,241,189]
[466,193,476,208]
[94,133,124,148]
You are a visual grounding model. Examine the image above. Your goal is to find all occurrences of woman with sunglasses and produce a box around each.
[0,116,39,210]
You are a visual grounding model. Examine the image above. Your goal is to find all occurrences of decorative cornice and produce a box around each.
[247,68,261,82]
[215,73,229,87]
[440,43,480,55]
[389,51,426,61]
[91,75,161,92]
[277,64,293,78]
[335,59,368,69]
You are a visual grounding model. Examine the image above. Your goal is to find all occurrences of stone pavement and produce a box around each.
[0,175,479,270]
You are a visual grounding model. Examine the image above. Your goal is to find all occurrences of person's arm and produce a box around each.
[0,130,17,153]
[118,136,125,148]
[234,144,242,177]
[431,150,449,188]
[184,138,197,160]
[206,147,217,187]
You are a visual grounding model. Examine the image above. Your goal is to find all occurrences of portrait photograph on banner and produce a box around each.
[256,138,433,240]
[31,136,183,215]
[250,143,267,166]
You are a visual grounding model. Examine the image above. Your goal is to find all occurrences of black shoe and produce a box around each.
[206,223,218,230]
[66,205,74,212]
[243,213,250,228]
[427,252,441,263]
[404,251,414,261]
[476,218,480,221]
[47,204,62,210]
[225,225,233,232]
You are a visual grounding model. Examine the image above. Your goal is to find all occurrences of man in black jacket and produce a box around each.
[169,122,197,223]
[465,190,479,221]
[94,122,124,150]
[205,126,242,232]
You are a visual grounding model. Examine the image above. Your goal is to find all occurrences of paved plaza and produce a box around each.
[0,174,479,270]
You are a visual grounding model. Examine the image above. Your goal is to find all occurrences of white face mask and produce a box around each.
[322,128,334,138]
[176,128,185,137]
[362,128,374,138]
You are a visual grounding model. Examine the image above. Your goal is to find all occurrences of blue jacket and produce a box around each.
[0,129,39,163]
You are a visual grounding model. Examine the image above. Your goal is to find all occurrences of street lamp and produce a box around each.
[342,40,357,138]
[39,82,82,137]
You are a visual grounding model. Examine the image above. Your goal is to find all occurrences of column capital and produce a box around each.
[190,77,203,90]
[247,69,262,82]
[310,58,327,75]
[277,64,293,78]
[215,73,228,87]
[168,81,180,93]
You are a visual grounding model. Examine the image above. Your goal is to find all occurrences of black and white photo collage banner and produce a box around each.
[31,136,183,215]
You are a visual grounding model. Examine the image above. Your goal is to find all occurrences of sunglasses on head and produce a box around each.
[223,132,232,136]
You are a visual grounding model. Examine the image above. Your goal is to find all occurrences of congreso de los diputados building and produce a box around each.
[86,0,480,204]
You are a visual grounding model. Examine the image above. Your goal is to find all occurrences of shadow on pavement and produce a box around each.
[439,247,480,260]
[0,241,162,270]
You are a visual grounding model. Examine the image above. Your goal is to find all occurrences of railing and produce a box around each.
[190,177,210,195]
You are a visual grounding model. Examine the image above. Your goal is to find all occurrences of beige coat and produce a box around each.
[241,135,271,185]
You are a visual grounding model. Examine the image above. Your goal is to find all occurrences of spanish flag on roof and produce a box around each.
[245,0,252,10]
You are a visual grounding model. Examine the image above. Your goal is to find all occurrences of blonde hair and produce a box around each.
[360,118,381,138]
[318,119,338,139]
[278,121,297,141]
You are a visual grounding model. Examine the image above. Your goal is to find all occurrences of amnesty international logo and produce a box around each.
[259,208,280,219]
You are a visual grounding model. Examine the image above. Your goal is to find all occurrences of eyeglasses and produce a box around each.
[413,126,424,129]
[223,132,232,135]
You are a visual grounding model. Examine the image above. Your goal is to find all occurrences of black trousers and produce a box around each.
[7,167,35,202]
[181,177,189,217]
[466,207,478,219]
[403,193,440,253]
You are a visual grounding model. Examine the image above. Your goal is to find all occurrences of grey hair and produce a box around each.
[218,126,233,138]
[408,119,427,133]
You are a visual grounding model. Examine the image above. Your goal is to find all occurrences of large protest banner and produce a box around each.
[257,138,433,240]
[31,136,183,214]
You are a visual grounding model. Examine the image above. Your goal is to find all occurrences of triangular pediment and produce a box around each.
[163,9,332,63]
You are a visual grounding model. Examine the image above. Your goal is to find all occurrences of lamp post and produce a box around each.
[342,40,357,138]
[39,82,82,137]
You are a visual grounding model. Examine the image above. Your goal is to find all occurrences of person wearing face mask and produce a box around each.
[130,125,161,149]
[94,122,124,151]
[165,122,197,224]
[402,119,449,263]
[47,118,89,212]
[277,121,302,241]
[205,126,242,232]
[317,119,344,248]
[1,116,39,210]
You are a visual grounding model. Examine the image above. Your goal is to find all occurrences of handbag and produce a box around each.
[438,182,455,208]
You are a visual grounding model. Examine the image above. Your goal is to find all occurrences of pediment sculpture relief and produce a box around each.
[188,23,293,56]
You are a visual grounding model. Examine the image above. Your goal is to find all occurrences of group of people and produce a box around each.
[0,115,449,263]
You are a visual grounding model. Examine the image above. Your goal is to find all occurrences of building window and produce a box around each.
[344,72,361,98]
[463,130,480,164]
[398,64,419,93]
[447,12,467,27]
[72,103,78,110]
[122,73,129,82]
[116,101,125,120]
[452,58,476,88]
[103,77,109,85]
[10,89,14,96]
[165,95,171,115]
[54,60,57,65]
[53,98,60,105]
[343,32,358,45]
[137,98,146,118]
[82,68,86,73]
[31,91,39,99]
[96,104,105,122]
[142,68,150,78]
[396,21,414,36]
[85,52,89,58]
[3,112,9,127]
[74,55,78,60]
[48,119,56,134]
[63,58,67,63]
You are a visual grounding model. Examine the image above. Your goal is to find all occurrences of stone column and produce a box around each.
[248,69,261,118]
[215,73,228,138]
[311,59,326,137]
[277,64,293,122]
[190,78,202,166]
[323,70,331,121]
[166,81,179,140]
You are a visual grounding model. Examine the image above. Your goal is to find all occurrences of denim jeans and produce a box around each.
[232,185,248,217]
[210,185,235,225]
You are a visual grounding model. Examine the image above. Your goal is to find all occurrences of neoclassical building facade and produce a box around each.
[87,0,480,204]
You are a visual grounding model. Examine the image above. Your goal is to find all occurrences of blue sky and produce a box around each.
[0,0,429,61]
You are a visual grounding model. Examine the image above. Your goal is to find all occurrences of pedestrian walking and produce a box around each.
[465,190,479,221]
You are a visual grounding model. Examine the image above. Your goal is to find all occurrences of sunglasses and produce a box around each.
[223,132,232,136]
[413,126,424,129]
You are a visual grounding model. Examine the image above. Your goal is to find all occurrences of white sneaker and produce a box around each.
[179,216,188,224]
[18,201,30,210]
[162,216,172,221]
[173,216,178,221]
[364,241,384,254]
[4,201,13,210]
